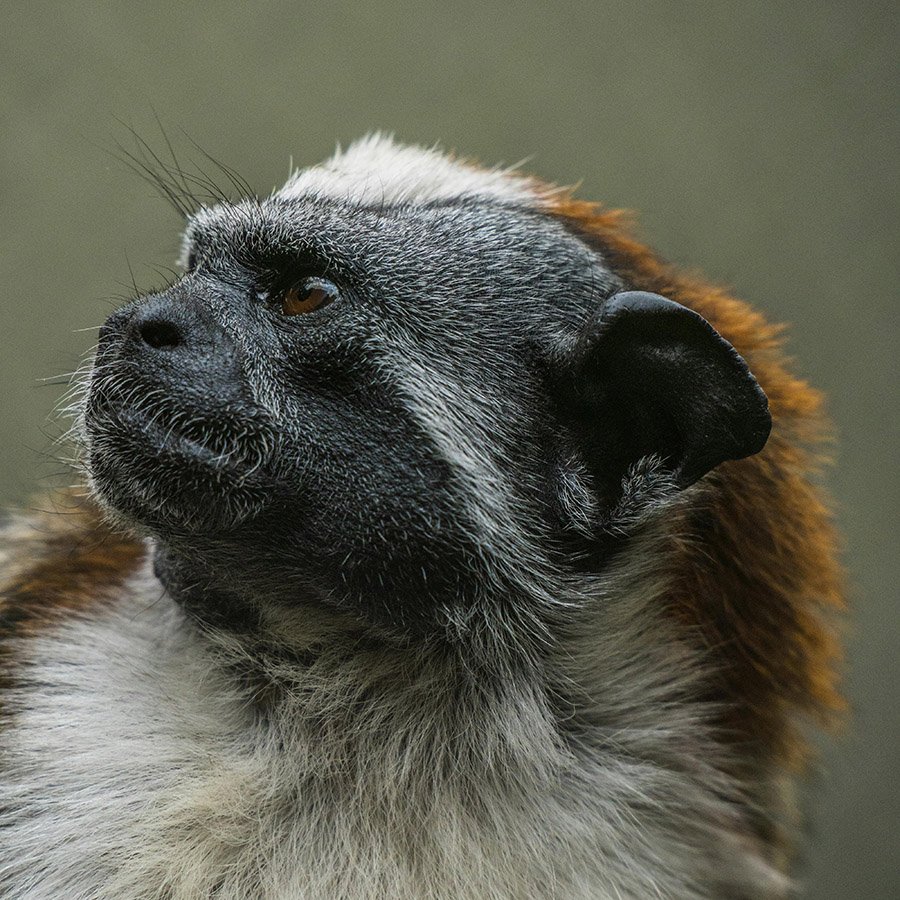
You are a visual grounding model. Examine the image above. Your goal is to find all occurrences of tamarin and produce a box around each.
[0,135,844,899]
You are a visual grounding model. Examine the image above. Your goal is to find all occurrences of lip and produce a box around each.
[85,386,278,534]
[115,406,240,469]
[86,377,272,480]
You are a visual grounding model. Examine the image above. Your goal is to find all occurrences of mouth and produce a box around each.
[84,372,278,532]
[112,405,258,474]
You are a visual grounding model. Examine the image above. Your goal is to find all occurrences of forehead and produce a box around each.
[181,136,612,307]
[185,196,606,302]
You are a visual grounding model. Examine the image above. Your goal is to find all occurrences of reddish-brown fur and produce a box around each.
[550,198,846,776]
[0,493,144,718]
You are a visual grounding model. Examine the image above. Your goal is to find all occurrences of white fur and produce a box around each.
[383,343,558,616]
[277,134,543,208]
[0,548,787,899]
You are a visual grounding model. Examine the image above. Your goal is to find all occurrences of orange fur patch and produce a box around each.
[551,198,846,771]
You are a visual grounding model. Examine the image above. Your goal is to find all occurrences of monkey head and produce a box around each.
[83,137,770,645]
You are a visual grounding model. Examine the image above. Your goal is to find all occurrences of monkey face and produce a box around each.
[84,141,769,637]
[85,197,611,632]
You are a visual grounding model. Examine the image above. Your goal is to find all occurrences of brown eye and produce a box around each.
[280,279,339,316]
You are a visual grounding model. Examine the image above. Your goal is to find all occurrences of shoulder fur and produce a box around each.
[0,491,143,648]
[0,491,144,728]
[547,198,846,777]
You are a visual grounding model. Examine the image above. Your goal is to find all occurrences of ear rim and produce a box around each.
[573,290,772,490]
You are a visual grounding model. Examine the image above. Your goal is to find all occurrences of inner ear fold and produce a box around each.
[571,291,771,494]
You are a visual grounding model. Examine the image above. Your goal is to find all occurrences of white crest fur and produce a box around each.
[277,134,543,208]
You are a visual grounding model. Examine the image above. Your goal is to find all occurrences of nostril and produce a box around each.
[138,318,183,350]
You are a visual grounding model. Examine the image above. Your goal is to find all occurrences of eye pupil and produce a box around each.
[280,280,337,316]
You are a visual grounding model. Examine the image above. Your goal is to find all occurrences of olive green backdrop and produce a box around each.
[1,2,896,895]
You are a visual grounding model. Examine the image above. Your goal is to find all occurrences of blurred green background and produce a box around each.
[1,2,896,895]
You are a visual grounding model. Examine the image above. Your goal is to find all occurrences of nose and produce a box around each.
[92,287,250,411]
[96,290,237,369]
[136,313,184,351]
[130,294,190,353]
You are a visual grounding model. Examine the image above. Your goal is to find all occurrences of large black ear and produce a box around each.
[572,291,771,491]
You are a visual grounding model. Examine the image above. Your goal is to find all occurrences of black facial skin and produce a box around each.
[85,196,768,641]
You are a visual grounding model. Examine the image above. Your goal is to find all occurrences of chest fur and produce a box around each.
[0,580,783,899]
